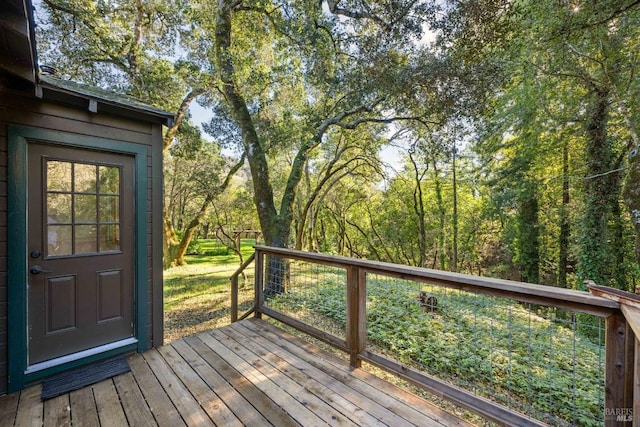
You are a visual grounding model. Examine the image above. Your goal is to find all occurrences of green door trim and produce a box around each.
[8,125,149,392]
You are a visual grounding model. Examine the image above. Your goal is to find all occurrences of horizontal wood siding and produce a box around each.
[0,87,163,394]
[0,116,8,393]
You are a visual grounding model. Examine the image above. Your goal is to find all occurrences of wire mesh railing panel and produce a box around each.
[263,255,347,340]
[365,274,606,427]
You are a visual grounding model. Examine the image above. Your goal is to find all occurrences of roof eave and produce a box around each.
[0,0,38,83]
[37,78,175,127]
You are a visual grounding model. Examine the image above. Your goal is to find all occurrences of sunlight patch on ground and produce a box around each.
[163,239,255,343]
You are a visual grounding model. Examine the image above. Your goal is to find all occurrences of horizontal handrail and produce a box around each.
[255,245,619,316]
[230,252,256,281]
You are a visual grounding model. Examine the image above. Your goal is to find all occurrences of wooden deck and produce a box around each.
[0,319,472,426]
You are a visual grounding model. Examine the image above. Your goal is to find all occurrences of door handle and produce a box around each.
[30,265,52,274]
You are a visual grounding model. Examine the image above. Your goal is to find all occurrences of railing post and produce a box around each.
[346,265,366,368]
[634,336,639,427]
[605,312,631,426]
[254,249,264,319]
[625,325,636,421]
[230,252,256,322]
[231,275,238,322]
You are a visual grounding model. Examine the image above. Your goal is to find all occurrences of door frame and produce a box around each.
[7,125,149,392]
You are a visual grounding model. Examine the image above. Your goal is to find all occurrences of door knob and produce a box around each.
[30,266,52,274]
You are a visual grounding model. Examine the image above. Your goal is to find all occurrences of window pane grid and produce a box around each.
[46,160,122,256]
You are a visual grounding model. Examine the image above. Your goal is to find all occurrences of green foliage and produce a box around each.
[268,276,605,426]
[36,0,640,287]
[199,240,231,257]
[36,0,190,111]
[186,238,203,256]
[446,0,640,287]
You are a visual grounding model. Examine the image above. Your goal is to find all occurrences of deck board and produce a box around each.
[0,391,19,427]
[170,338,270,427]
[14,384,42,427]
[68,386,99,427]
[210,327,358,427]
[142,349,214,427]
[156,344,241,427]
[112,372,156,427]
[128,352,186,427]
[224,322,400,426]
[0,319,473,426]
[43,394,70,427]
[92,379,128,427]
[182,334,295,427]
[200,329,326,426]
[250,319,472,427]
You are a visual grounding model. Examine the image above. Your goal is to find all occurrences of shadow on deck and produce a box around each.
[0,319,471,426]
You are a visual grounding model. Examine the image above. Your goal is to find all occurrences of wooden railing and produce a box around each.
[230,245,637,426]
[229,252,255,322]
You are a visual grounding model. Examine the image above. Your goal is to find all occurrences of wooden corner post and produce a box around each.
[634,336,639,427]
[605,312,633,426]
[255,249,265,319]
[346,266,366,368]
[231,274,238,323]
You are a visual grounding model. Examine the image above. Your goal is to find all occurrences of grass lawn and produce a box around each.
[163,239,255,343]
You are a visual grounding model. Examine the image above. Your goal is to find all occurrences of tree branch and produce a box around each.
[573,0,640,32]
[212,152,246,197]
[42,0,136,78]
[325,0,391,31]
[163,87,207,151]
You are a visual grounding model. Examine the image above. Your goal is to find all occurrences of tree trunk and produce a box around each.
[216,0,281,247]
[294,161,312,250]
[173,194,214,265]
[610,198,628,290]
[215,0,386,292]
[432,160,446,270]
[409,150,427,267]
[161,88,206,268]
[215,0,321,295]
[451,147,459,272]
[611,66,640,286]
[558,140,570,288]
[163,207,181,269]
[170,154,245,266]
[623,147,640,270]
[579,87,615,288]
[518,185,539,284]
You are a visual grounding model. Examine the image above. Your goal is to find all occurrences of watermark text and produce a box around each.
[605,408,633,423]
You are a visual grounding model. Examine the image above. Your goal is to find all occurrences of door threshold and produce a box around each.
[26,337,138,375]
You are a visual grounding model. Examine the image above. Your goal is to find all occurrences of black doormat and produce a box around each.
[41,355,130,400]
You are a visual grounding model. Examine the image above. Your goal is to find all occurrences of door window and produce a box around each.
[46,160,121,257]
